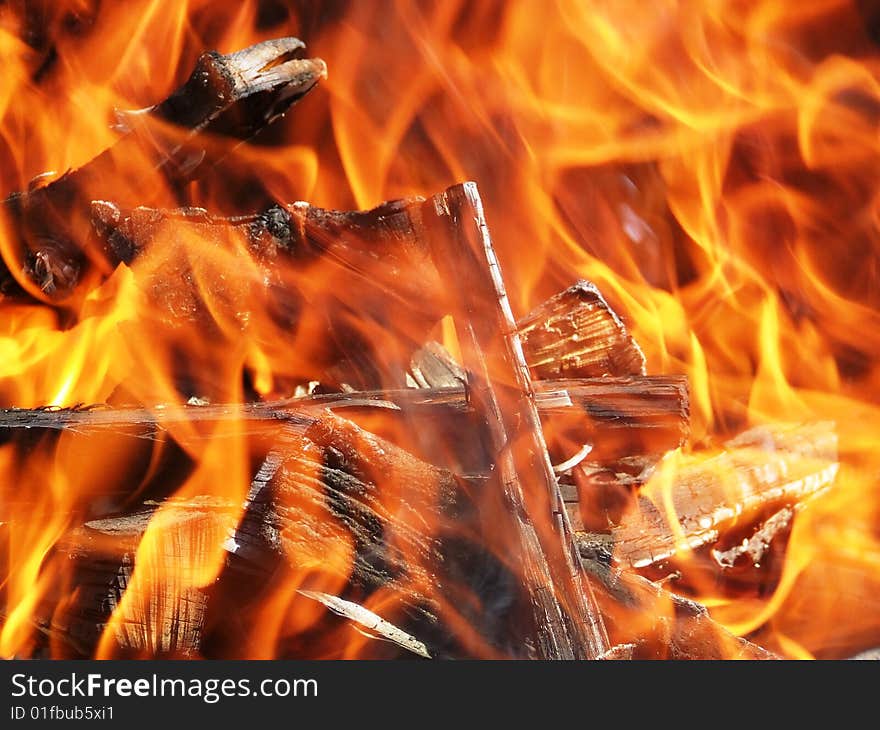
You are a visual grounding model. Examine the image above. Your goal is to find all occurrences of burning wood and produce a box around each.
[418,183,609,659]
[0,21,856,663]
[37,412,520,659]
[517,281,646,379]
[0,38,326,302]
[599,422,839,569]
[0,377,687,444]
[578,547,776,659]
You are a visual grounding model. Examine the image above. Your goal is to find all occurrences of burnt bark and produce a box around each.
[1,38,326,302]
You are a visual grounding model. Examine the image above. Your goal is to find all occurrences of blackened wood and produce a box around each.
[518,281,646,379]
[608,422,838,568]
[224,412,524,659]
[224,414,454,616]
[43,412,515,658]
[1,38,326,302]
[90,198,443,390]
[50,497,232,658]
[418,182,607,659]
[577,549,777,659]
[711,506,795,569]
[91,197,439,313]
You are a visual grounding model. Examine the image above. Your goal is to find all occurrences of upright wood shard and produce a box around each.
[418,182,608,659]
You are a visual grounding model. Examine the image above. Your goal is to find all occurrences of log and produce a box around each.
[224,414,453,616]
[90,198,444,390]
[603,422,839,568]
[417,182,608,659]
[40,412,519,658]
[90,197,441,319]
[0,38,326,302]
[517,281,646,379]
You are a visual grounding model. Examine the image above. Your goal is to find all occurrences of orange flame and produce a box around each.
[0,0,879,658]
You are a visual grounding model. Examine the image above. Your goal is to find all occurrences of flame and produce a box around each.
[0,0,879,658]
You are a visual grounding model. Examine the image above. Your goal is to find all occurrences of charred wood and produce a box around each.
[595,422,838,569]
[711,505,795,569]
[39,412,520,659]
[49,498,231,658]
[577,548,777,659]
[417,182,608,659]
[517,281,646,379]
[1,38,326,302]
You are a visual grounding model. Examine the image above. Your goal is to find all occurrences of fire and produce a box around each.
[0,0,879,659]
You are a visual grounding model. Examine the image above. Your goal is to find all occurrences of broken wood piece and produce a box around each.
[419,181,608,659]
[610,422,838,568]
[539,375,688,462]
[517,281,646,379]
[711,505,794,569]
[576,545,777,659]
[1,38,326,302]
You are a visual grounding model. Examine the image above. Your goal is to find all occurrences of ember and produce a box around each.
[1,1,879,660]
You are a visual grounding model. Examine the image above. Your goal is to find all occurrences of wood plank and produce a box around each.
[608,422,838,568]
[418,182,608,659]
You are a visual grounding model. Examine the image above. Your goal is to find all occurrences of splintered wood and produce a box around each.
[517,281,646,379]
[607,422,838,568]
